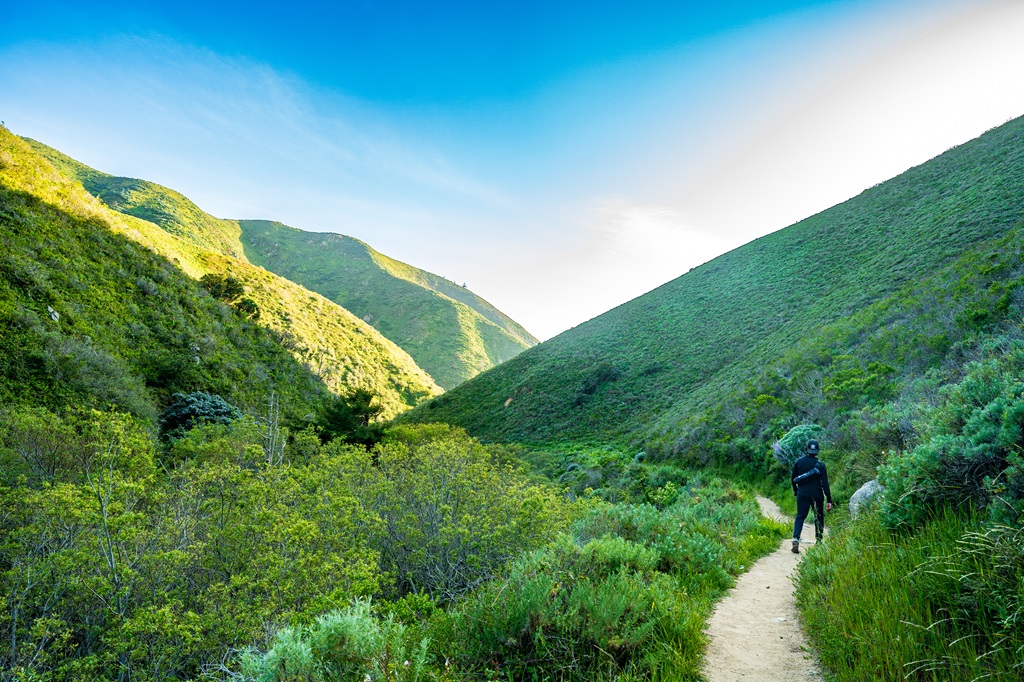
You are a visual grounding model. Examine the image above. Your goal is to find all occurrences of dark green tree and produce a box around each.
[159,391,241,437]
[316,389,383,446]
[200,273,245,301]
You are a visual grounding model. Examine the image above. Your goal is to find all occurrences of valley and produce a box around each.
[2,114,1024,681]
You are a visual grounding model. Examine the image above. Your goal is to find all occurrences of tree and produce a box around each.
[199,273,244,302]
[159,392,241,438]
[316,390,383,446]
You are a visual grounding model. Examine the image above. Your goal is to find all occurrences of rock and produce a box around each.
[849,479,883,517]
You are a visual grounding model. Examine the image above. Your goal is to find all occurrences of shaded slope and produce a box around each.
[239,219,537,388]
[409,116,1024,444]
[5,131,440,418]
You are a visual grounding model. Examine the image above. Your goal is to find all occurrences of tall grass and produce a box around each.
[797,508,1024,681]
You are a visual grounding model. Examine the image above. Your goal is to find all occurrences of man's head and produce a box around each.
[806,439,820,456]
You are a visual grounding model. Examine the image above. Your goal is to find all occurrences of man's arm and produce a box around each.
[791,461,799,496]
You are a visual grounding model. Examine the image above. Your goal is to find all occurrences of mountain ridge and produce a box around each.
[6,130,440,418]
[238,219,537,388]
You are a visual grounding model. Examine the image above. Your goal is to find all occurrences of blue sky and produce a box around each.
[3,0,1024,339]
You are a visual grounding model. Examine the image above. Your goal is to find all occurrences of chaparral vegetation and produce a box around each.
[3,112,1024,681]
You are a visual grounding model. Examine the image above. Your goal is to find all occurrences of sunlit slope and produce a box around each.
[410,116,1024,444]
[5,132,440,417]
[239,219,537,388]
[23,139,247,260]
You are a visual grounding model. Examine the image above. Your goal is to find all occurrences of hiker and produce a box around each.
[790,438,832,553]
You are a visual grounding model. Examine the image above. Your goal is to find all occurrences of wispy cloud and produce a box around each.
[0,38,507,225]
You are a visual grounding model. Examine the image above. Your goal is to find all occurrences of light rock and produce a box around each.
[849,479,882,517]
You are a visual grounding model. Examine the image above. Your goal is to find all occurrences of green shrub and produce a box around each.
[447,539,694,680]
[771,423,824,467]
[159,391,241,437]
[878,350,1024,528]
[364,424,575,602]
[439,479,783,681]
[238,599,430,682]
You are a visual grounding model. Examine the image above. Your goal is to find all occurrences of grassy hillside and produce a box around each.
[27,138,535,390]
[4,130,440,419]
[239,219,536,388]
[410,115,1024,446]
[0,129,326,421]
[23,139,247,260]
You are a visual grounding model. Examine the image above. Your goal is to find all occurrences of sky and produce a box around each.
[3,0,1024,340]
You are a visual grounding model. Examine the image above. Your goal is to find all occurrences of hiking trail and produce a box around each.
[700,496,824,682]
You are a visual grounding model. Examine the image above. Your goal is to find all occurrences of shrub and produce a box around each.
[448,538,692,680]
[199,273,244,302]
[238,599,430,682]
[440,479,783,680]
[878,352,1024,528]
[159,391,241,437]
[365,425,574,602]
[772,423,824,467]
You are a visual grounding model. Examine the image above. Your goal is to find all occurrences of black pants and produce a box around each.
[794,493,824,541]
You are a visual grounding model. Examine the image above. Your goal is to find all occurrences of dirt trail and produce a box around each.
[700,496,824,682]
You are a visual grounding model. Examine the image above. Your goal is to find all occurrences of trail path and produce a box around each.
[700,496,824,682]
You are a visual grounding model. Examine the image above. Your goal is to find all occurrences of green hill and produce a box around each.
[24,140,536,389]
[3,129,440,420]
[22,138,247,260]
[238,219,537,388]
[409,115,1024,447]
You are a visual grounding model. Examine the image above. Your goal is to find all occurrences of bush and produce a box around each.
[439,479,783,680]
[772,423,824,467]
[159,391,241,437]
[365,424,574,602]
[447,537,693,680]
[199,273,244,302]
[878,352,1024,528]
[238,599,430,682]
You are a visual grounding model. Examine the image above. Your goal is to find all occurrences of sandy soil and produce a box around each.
[700,496,824,682]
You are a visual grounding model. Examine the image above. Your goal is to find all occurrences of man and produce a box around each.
[791,438,833,554]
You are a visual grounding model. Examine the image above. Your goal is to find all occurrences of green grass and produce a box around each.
[238,219,536,388]
[406,115,1024,446]
[797,510,1024,681]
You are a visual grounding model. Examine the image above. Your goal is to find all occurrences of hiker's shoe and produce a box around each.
[791,539,800,554]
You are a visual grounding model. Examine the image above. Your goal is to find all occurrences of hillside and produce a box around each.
[410,115,1024,447]
[0,129,324,420]
[238,220,536,388]
[26,140,535,389]
[3,129,440,419]
[22,139,247,260]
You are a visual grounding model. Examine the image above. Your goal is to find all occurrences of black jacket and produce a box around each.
[791,454,832,502]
